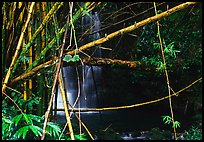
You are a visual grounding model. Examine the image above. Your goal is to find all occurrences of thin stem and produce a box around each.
[153,2,177,140]
[41,4,71,139]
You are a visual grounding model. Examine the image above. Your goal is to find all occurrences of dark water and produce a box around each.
[56,97,192,140]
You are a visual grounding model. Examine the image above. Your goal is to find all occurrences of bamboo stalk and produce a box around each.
[28,19,33,97]
[41,8,70,139]
[18,3,28,106]
[22,39,27,102]
[41,2,46,50]
[11,2,64,76]
[5,2,17,67]
[58,75,75,140]
[2,2,35,93]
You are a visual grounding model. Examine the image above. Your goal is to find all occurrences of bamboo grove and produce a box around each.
[2,2,201,140]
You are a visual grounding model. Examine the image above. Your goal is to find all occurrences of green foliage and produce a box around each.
[163,41,180,58]
[63,54,80,62]
[162,115,172,125]
[161,115,181,128]
[2,112,64,140]
[184,126,202,140]
[2,90,63,140]
[46,122,61,138]
[148,127,172,140]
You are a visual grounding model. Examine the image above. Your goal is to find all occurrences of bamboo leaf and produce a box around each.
[172,121,181,128]
[72,55,80,62]
[63,55,72,62]
[12,114,22,126]
[3,117,12,124]
[27,114,43,122]
[22,113,33,125]
[13,126,29,139]
[29,125,43,137]
[47,122,61,137]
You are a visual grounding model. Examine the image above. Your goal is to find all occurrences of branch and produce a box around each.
[41,7,70,139]
[81,57,141,68]
[65,2,197,55]
[53,77,202,112]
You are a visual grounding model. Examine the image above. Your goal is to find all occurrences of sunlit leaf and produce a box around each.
[63,55,72,62]
[72,54,80,62]
[74,133,87,140]
[27,114,43,123]
[22,114,33,125]
[13,126,29,139]
[3,117,12,124]
[12,114,22,126]
[29,125,42,137]
[173,121,181,128]
[47,122,61,137]
[82,10,91,18]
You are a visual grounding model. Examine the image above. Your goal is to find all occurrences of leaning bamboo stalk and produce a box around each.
[10,58,57,84]
[65,2,198,56]
[2,2,35,93]
[9,2,197,85]
[58,75,75,140]
[6,2,15,42]
[12,2,64,76]
[41,9,70,140]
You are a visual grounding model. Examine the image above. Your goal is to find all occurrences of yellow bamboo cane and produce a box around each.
[58,75,75,140]
[28,18,33,98]
[2,2,35,93]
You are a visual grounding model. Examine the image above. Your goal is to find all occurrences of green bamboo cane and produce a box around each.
[35,2,45,116]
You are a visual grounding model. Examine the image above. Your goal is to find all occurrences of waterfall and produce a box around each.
[55,11,102,115]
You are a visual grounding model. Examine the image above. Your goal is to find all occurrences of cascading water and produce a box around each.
[55,10,102,115]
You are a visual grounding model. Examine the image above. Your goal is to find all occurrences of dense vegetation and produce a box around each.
[2,2,202,140]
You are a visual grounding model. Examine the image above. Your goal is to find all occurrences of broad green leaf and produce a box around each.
[12,114,22,126]
[3,117,12,124]
[63,55,72,62]
[75,133,87,140]
[173,121,181,128]
[23,114,33,125]
[29,125,43,137]
[22,114,29,123]
[72,55,80,62]
[14,126,29,139]
[27,114,43,123]
[47,122,61,137]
